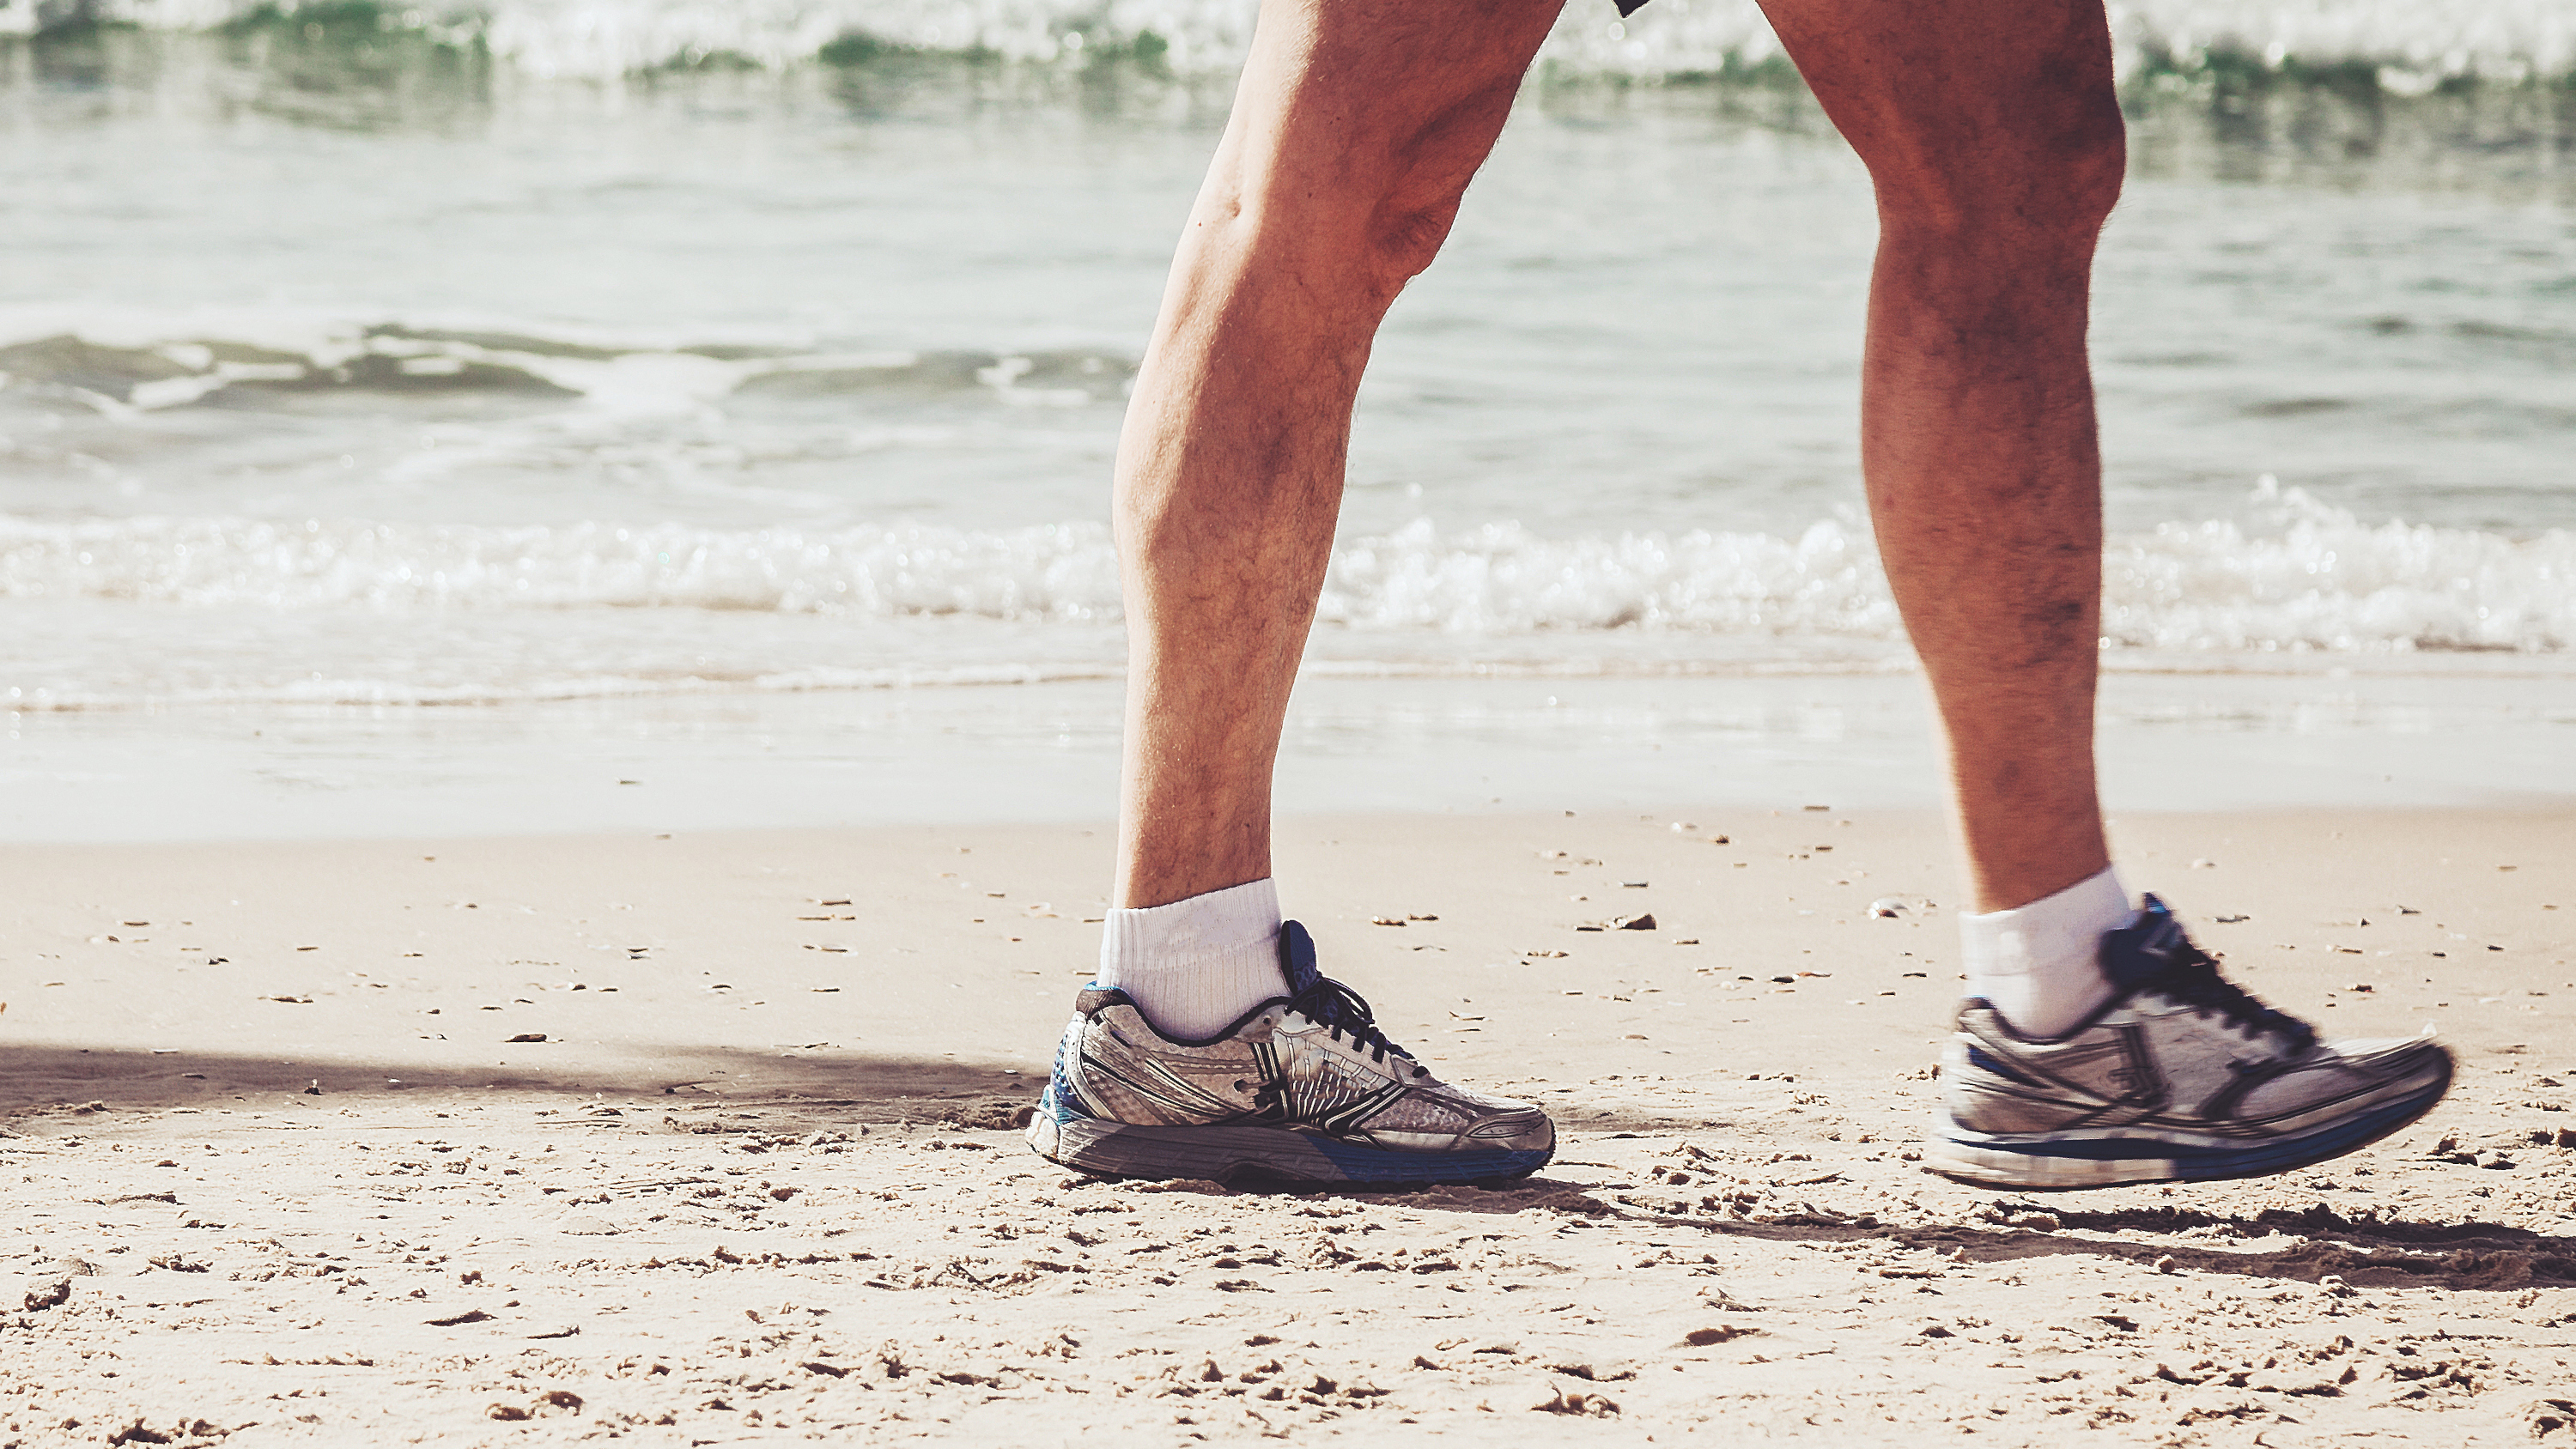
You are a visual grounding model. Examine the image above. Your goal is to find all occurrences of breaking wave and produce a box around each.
[0,328,1136,414]
[3,482,2567,656]
[5,0,2567,85]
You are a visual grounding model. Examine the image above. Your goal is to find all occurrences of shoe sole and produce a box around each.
[1925,1062,2453,1191]
[1027,1107,1553,1188]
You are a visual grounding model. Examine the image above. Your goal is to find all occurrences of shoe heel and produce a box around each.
[1923,1136,2176,1191]
[1025,1106,1062,1161]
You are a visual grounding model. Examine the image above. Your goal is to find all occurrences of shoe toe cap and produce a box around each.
[1464,1108,1555,1152]
[2325,1033,2455,1077]
[2239,1034,2454,1121]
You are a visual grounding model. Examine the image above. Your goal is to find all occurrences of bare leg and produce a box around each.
[1062,0,2455,1200]
[1112,0,1564,908]
[1742,1,2457,1196]
[1759,0,2126,912]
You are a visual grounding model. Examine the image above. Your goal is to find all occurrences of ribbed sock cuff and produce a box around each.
[1096,879,1286,1041]
[1959,865,2133,1039]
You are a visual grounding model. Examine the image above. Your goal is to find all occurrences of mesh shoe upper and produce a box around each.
[1944,896,2450,1142]
[1045,922,1552,1155]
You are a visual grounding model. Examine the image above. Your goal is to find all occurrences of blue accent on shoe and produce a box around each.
[1039,1082,1092,1125]
[1944,1082,2446,1179]
[1279,919,1321,994]
[2099,894,2188,990]
[1303,1135,1554,1185]
[1965,1043,2044,1088]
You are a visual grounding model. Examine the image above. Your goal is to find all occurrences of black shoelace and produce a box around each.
[2154,948,2317,1053]
[1285,976,1424,1076]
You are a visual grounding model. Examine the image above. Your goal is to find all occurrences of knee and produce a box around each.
[1866,82,2127,252]
[1360,77,1524,284]
[2025,95,2128,238]
[1194,73,1522,304]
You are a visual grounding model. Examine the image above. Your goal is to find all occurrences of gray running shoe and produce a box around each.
[1026,921,1555,1185]
[1929,895,2452,1190]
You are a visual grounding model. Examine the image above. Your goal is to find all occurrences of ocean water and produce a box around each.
[3,9,2573,834]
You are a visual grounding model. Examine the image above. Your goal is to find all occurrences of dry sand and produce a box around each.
[3,807,2573,1446]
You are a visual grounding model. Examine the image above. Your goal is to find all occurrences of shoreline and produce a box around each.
[8,665,2576,846]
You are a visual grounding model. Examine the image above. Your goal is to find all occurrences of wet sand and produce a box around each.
[4,808,2572,1444]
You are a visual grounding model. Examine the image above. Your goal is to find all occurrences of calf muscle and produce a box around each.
[1112,0,1562,907]
[1762,0,2122,909]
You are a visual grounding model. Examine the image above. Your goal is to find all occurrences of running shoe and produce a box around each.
[1026,921,1555,1185]
[1929,894,2453,1190]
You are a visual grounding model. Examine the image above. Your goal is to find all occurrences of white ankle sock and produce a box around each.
[1959,865,2135,1039]
[1096,878,1288,1041]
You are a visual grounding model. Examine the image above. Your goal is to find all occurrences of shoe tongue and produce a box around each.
[2101,894,2190,990]
[1278,920,1321,995]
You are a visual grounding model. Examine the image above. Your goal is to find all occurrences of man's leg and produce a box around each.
[1023,0,1563,1186]
[1758,0,2126,1036]
[1764,0,2120,919]
[1114,0,1564,912]
[1759,0,2451,1187]
[1097,0,1564,1042]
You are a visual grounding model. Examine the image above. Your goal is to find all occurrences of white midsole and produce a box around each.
[1923,1138,2180,1188]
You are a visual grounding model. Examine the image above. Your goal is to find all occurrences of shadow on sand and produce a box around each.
[14,1045,2561,1296]
[1269,1177,2576,1296]
[0,1042,1039,1124]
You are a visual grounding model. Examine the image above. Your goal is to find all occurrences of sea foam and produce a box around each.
[8,0,2566,82]
[3,484,2564,658]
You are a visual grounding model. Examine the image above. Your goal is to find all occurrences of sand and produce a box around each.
[3,807,2573,1445]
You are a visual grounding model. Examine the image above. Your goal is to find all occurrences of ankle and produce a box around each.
[1959,865,2133,1038]
[1096,878,1287,1040]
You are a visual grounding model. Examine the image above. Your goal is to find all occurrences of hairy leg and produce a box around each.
[1113,0,1564,908]
[1760,0,2126,912]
